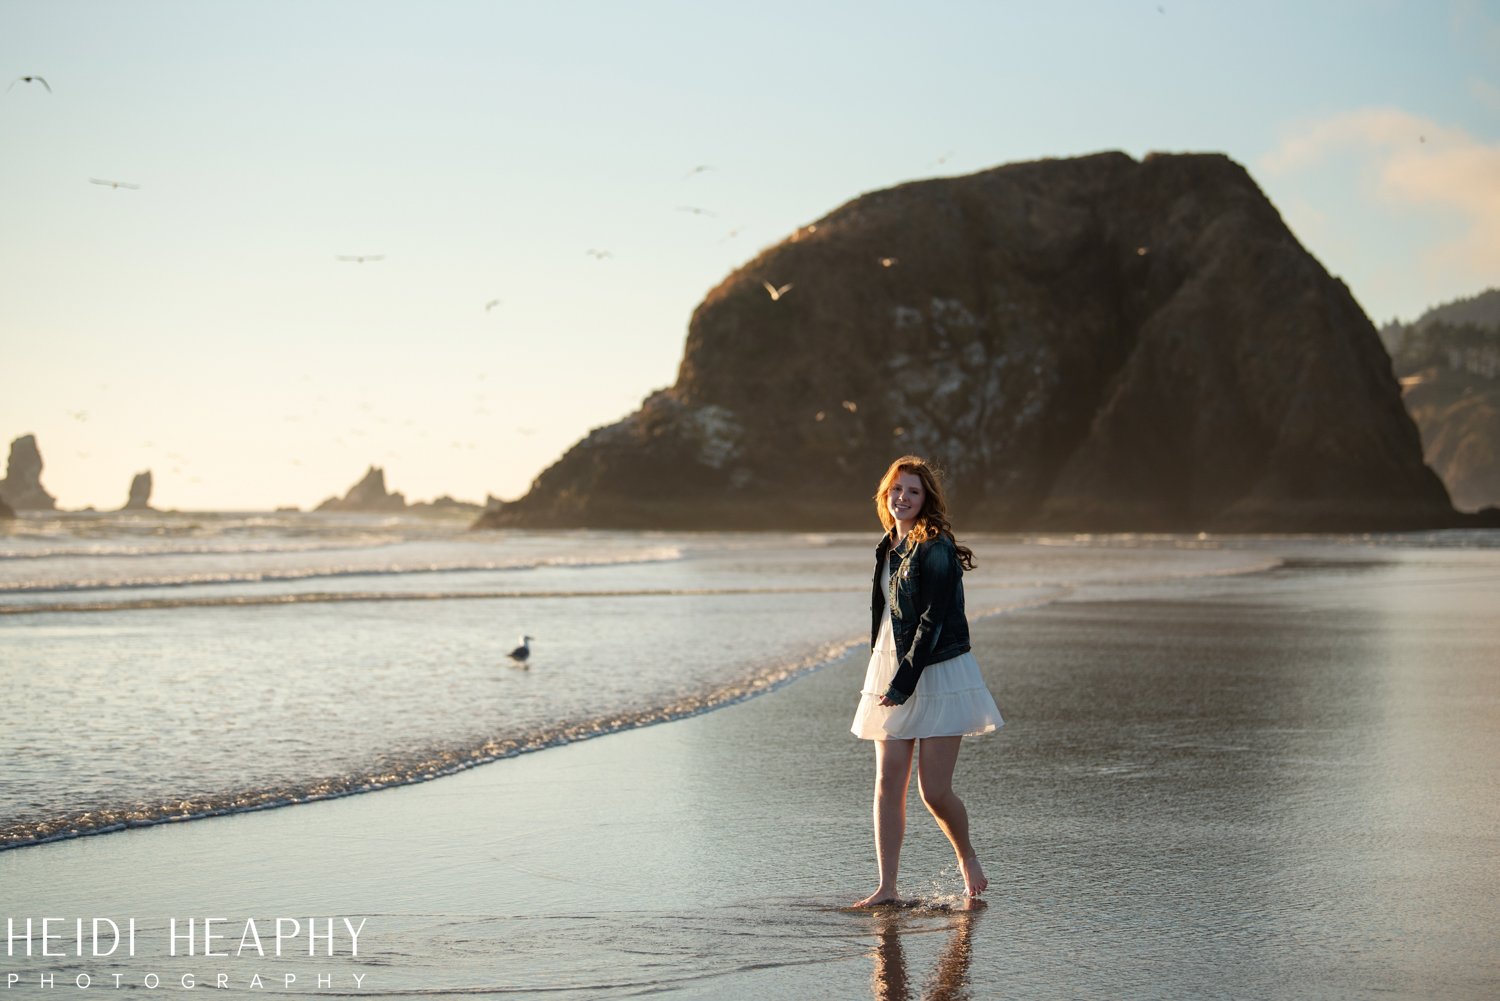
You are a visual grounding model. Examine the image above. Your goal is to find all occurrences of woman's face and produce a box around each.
[886,471,925,527]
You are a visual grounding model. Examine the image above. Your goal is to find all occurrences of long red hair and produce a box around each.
[872,455,976,570]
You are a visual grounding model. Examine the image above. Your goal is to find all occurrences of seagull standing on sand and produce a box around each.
[507,635,534,664]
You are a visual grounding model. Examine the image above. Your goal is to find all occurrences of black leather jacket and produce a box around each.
[870,532,972,704]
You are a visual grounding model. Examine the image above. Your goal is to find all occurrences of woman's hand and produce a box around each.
[877,695,898,707]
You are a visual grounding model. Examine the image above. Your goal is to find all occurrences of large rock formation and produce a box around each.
[0,435,57,511]
[478,151,1459,532]
[407,495,482,514]
[1386,293,1500,511]
[123,470,153,511]
[316,466,407,512]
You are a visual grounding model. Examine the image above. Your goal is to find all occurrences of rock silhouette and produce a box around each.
[478,151,1458,532]
[316,466,407,512]
[407,495,482,514]
[0,435,58,511]
[123,470,153,511]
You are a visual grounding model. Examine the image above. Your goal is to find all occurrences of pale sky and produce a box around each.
[3,0,1497,511]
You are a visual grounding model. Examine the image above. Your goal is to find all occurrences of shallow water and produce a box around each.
[3,538,1497,998]
[0,513,1277,848]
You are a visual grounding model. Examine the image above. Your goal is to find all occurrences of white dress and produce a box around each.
[850,556,1004,741]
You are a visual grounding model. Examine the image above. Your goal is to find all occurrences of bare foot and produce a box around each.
[851,889,902,908]
[958,853,988,897]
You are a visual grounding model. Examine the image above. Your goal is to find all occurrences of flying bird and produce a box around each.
[586,248,613,260]
[485,299,502,312]
[682,164,715,178]
[8,75,51,93]
[762,281,793,301]
[879,257,898,268]
[89,177,140,190]
[336,255,384,263]
[676,205,716,217]
[507,634,535,664]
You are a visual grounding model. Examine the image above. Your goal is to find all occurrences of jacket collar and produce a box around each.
[876,530,918,559]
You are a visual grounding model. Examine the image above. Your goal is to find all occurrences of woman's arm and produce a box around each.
[882,539,961,704]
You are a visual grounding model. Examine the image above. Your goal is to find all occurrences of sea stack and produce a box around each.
[0,434,58,511]
[316,466,407,512]
[478,151,1455,532]
[123,471,153,511]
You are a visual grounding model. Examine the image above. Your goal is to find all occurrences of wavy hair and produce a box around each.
[872,455,976,570]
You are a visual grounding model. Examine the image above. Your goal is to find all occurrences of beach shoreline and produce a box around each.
[4,548,1499,999]
[0,533,1280,854]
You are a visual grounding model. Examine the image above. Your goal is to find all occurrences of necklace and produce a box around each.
[888,534,919,617]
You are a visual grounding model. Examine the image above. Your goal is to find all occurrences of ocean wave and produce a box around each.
[0,547,685,595]
[0,585,856,615]
[0,584,1086,853]
[0,633,866,852]
[0,553,1292,851]
[0,539,400,561]
[0,554,1287,614]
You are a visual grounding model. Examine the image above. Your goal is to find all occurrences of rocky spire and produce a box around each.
[0,434,58,511]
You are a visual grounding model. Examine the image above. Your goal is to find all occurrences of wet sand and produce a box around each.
[3,551,1498,999]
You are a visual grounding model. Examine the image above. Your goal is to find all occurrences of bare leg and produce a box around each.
[917,736,987,897]
[853,738,915,907]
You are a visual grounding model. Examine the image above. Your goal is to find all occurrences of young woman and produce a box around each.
[850,456,1003,907]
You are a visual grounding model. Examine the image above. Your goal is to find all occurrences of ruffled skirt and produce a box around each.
[851,608,1004,741]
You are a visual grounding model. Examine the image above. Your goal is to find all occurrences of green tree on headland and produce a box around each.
[1389,320,1500,380]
